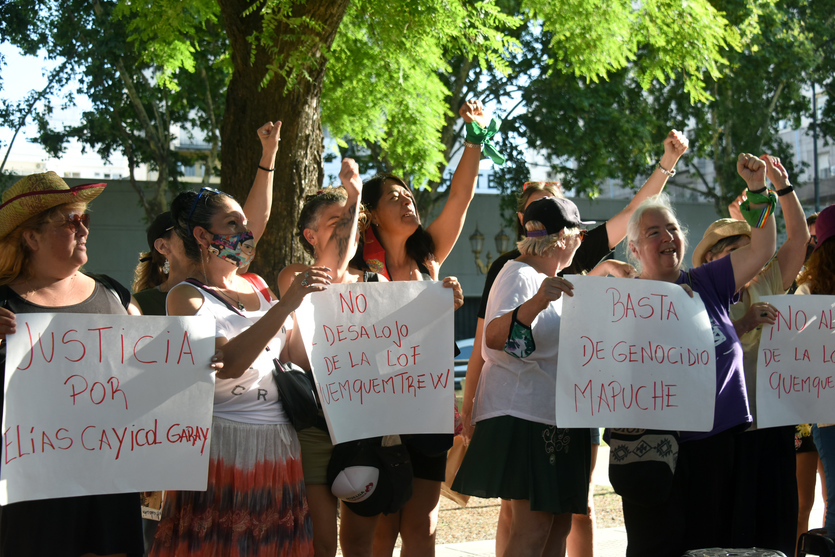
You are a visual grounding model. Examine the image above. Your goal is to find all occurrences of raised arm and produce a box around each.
[729,154,777,291]
[316,158,362,276]
[605,130,689,248]
[242,121,281,244]
[762,154,810,290]
[425,100,487,265]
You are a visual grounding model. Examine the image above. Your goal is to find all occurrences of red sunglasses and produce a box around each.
[57,213,90,233]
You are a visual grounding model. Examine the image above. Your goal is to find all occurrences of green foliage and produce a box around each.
[323,0,520,188]
[522,0,742,104]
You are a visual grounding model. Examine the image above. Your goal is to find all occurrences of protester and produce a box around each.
[133,121,281,313]
[795,212,827,551]
[619,154,776,556]
[132,121,281,555]
[797,204,835,537]
[692,154,807,554]
[460,129,688,557]
[280,158,466,557]
[347,99,485,557]
[150,185,320,556]
[0,172,145,557]
[451,196,594,557]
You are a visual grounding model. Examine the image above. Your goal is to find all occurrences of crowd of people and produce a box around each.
[0,99,832,557]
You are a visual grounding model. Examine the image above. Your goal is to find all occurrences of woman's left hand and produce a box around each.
[282,266,332,312]
[442,276,464,310]
[258,120,282,155]
[459,99,489,128]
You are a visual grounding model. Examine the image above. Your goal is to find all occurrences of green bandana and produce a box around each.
[465,118,506,165]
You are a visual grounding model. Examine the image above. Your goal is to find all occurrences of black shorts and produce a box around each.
[403,436,448,482]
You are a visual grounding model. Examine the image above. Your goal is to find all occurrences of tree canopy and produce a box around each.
[1,0,760,281]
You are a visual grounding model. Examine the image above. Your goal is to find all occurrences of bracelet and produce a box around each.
[464,140,482,149]
[747,186,767,195]
[258,165,274,172]
[776,185,794,197]
[657,163,676,177]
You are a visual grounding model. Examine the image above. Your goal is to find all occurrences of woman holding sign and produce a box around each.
[690,155,808,555]
[152,185,324,556]
[620,154,777,556]
[797,204,835,537]
[452,196,593,557]
[352,99,486,557]
[0,172,145,557]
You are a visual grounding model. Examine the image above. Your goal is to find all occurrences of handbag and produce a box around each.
[272,358,320,431]
[440,435,470,507]
[607,428,679,506]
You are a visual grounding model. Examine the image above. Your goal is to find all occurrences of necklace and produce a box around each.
[214,286,244,311]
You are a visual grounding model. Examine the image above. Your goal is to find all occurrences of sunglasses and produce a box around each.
[56,213,90,234]
[187,187,234,234]
[810,234,817,246]
[579,229,588,242]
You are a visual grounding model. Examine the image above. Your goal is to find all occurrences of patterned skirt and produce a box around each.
[150,417,313,557]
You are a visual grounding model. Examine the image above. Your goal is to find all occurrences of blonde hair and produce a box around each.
[132,248,168,292]
[517,221,581,256]
[0,202,88,286]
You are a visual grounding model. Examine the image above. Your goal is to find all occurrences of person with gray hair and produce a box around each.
[619,154,778,556]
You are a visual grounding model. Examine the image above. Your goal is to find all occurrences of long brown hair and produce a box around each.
[797,238,835,295]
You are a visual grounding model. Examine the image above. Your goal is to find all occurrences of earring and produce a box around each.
[163,259,170,274]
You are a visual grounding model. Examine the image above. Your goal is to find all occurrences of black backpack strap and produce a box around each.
[83,272,131,310]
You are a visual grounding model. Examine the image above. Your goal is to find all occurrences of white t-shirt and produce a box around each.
[174,281,292,425]
[474,260,562,426]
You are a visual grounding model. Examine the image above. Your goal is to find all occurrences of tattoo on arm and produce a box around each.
[334,204,357,262]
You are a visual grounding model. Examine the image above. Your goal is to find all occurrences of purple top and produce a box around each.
[676,256,751,441]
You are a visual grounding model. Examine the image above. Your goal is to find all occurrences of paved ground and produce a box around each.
[411,445,826,557]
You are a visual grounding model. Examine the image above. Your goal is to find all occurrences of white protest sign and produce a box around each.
[556,275,716,430]
[756,295,835,427]
[1,313,216,505]
[296,281,454,444]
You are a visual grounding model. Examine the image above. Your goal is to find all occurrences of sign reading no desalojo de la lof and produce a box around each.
[1,313,216,505]
[296,281,454,444]
[556,275,716,431]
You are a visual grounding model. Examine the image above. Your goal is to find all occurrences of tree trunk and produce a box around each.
[217,0,350,287]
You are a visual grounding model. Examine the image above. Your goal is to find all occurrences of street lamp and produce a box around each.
[470,225,511,274]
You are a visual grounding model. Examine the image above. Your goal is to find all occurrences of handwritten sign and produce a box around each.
[756,295,835,427]
[296,282,454,444]
[1,313,216,505]
[556,275,716,430]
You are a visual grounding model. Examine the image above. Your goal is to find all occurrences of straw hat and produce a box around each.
[692,218,752,267]
[0,172,106,239]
